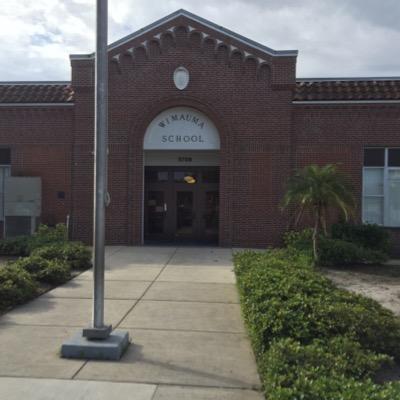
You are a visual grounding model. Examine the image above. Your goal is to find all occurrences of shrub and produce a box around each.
[27,223,67,252]
[234,250,400,358]
[30,244,64,260]
[0,224,68,256]
[319,237,388,266]
[39,261,71,285]
[11,255,71,285]
[0,224,89,313]
[261,338,400,400]
[284,229,388,266]
[234,250,400,399]
[62,242,92,270]
[0,236,30,256]
[284,229,314,254]
[262,337,391,383]
[332,222,390,254]
[31,242,92,270]
[0,264,38,311]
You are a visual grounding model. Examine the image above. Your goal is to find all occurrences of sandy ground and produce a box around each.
[322,260,400,316]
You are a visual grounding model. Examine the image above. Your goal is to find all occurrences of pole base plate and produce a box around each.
[61,330,130,360]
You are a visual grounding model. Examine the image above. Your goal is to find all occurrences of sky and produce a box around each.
[1,0,400,81]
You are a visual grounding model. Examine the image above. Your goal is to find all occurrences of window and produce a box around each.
[145,169,168,182]
[363,148,400,227]
[0,148,11,221]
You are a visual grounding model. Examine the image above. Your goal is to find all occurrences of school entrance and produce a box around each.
[143,106,220,244]
[144,166,219,243]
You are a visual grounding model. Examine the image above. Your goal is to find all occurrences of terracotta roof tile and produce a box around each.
[0,79,399,104]
[0,83,74,103]
[294,79,400,101]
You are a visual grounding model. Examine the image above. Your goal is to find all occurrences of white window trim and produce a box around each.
[362,148,400,227]
[0,165,11,222]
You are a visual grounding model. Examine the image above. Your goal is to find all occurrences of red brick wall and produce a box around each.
[70,16,297,247]
[0,107,73,232]
[292,104,400,255]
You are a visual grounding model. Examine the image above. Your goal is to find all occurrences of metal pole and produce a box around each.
[83,0,111,339]
[61,0,131,355]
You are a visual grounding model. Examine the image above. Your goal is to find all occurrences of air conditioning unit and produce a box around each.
[4,177,41,237]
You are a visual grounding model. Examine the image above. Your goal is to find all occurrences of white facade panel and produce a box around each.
[4,177,41,217]
[144,107,220,150]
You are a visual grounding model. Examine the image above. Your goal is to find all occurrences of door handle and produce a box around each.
[164,202,167,212]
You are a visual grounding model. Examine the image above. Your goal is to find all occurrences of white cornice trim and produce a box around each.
[293,100,400,104]
[0,103,74,107]
[70,9,298,60]
[69,54,93,60]
[0,81,70,85]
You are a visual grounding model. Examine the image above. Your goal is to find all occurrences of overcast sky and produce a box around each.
[1,0,400,81]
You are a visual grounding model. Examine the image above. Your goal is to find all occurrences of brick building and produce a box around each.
[0,10,399,252]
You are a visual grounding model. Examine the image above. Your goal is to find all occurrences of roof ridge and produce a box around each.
[70,9,298,60]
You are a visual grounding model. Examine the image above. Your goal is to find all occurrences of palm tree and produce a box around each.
[282,164,355,263]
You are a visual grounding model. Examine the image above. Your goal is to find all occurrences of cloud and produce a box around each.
[0,0,399,80]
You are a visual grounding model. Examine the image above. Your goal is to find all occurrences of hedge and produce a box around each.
[0,236,30,256]
[234,250,400,399]
[11,256,71,285]
[31,241,92,270]
[262,338,400,400]
[284,228,388,266]
[0,265,38,311]
[0,224,92,312]
[0,223,67,257]
[331,222,390,253]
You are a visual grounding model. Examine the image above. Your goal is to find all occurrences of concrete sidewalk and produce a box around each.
[0,246,263,399]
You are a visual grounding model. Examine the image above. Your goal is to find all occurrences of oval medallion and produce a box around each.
[173,66,189,90]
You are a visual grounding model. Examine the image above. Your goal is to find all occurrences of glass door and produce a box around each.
[203,190,219,242]
[144,168,172,241]
[176,191,194,239]
[144,166,219,244]
[145,190,167,239]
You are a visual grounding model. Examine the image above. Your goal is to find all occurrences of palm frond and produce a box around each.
[282,163,355,223]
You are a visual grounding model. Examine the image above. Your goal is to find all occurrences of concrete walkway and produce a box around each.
[0,246,263,399]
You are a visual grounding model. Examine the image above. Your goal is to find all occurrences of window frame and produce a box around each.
[0,164,11,222]
[363,147,400,227]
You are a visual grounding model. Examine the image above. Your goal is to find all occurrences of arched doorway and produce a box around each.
[143,106,220,244]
